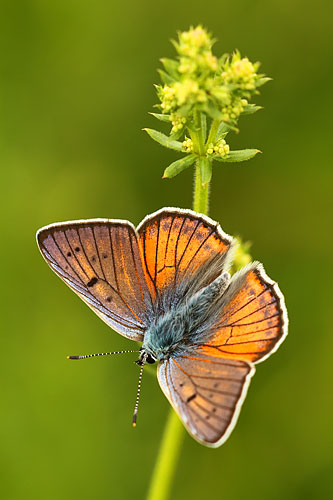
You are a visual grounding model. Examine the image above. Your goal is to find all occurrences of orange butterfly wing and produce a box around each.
[158,352,254,446]
[198,263,288,363]
[158,262,287,446]
[37,219,154,340]
[137,208,233,304]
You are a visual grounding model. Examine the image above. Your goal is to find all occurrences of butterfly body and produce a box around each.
[37,207,288,447]
[142,272,231,361]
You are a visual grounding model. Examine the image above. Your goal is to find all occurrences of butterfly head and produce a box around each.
[136,349,156,366]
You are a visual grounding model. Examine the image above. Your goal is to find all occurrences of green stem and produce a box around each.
[146,409,184,500]
[146,111,211,500]
[191,112,210,215]
[193,161,209,214]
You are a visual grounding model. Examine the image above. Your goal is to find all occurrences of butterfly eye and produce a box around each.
[146,354,156,364]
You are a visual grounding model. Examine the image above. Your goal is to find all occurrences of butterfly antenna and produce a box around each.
[67,350,141,360]
[132,362,145,428]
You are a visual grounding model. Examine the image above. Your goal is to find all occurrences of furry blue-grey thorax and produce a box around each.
[141,272,230,361]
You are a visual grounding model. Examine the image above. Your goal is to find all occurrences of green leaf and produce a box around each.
[163,154,196,179]
[205,102,223,120]
[199,157,212,185]
[242,104,263,115]
[213,149,261,162]
[144,128,183,151]
[160,58,179,79]
[256,77,272,87]
[149,112,171,123]
[169,128,184,141]
[219,53,229,65]
[215,121,231,140]
[158,69,176,85]
[221,121,239,133]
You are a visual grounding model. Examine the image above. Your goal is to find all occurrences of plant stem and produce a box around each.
[191,112,210,215]
[146,113,211,500]
[146,409,184,500]
[193,161,209,213]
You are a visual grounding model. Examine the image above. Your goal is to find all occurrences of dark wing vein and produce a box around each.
[64,231,89,279]
[168,361,222,433]
[176,219,200,271]
[173,366,243,383]
[108,227,118,290]
[41,243,141,329]
[92,227,107,281]
[173,218,187,283]
[142,228,157,294]
[128,227,146,309]
[218,297,276,327]
[218,288,267,324]
[77,229,97,277]
[51,237,85,285]
[181,226,216,276]
[154,217,160,285]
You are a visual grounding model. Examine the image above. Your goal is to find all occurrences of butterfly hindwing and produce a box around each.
[37,219,154,340]
[158,352,255,446]
[137,208,234,306]
[197,262,288,363]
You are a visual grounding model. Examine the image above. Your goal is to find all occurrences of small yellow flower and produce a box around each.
[171,113,186,132]
[222,53,259,92]
[173,80,207,106]
[160,85,177,112]
[178,26,213,56]
[182,138,193,152]
[207,138,230,158]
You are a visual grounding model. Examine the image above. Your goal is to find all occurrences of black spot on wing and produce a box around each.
[87,277,98,288]
[187,394,197,403]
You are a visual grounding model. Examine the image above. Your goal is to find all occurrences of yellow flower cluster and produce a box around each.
[207,139,230,157]
[171,113,186,133]
[160,86,177,112]
[159,27,217,114]
[178,26,214,57]
[182,138,193,152]
[155,27,266,134]
[173,80,207,106]
[177,26,217,74]
[160,80,207,113]
[222,53,258,91]
[221,97,248,122]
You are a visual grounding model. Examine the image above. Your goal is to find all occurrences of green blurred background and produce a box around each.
[1,1,332,499]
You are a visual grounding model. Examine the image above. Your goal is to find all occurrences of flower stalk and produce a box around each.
[145,25,265,500]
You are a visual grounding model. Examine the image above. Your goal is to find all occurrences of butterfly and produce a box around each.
[36,207,288,447]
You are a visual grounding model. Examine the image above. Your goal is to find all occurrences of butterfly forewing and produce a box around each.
[158,352,255,446]
[137,208,233,304]
[198,263,288,363]
[37,220,154,340]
